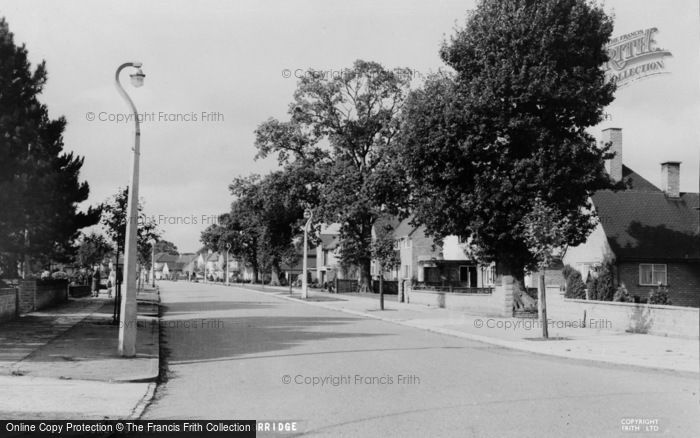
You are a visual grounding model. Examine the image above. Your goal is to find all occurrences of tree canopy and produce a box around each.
[75,232,114,268]
[201,165,316,285]
[255,60,412,290]
[397,0,616,286]
[0,18,100,277]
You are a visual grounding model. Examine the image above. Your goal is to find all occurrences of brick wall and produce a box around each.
[18,280,37,314]
[406,276,513,317]
[548,286,698,338]
[17,280,69,314]
[0,288,18,322]
[618,262,700,307]
[68,285,91,298]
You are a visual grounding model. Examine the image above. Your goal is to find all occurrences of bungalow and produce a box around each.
[153,253,180,280]
[564,128,700,307]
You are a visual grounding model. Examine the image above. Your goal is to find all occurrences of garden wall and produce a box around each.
[547,286,698,339]
[0,288,18,322]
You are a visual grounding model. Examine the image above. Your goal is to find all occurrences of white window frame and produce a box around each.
[639,264,667,286]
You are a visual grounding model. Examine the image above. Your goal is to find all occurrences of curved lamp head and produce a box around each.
[130,68,146,88]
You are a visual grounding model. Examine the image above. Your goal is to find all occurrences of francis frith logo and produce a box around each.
[605,27,672,88]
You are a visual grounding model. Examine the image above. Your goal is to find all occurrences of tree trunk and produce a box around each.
[358,259,371,292]
[379,274,384,310]
[538,271,548,338]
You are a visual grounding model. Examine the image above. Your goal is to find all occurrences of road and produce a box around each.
[143,281,699,437]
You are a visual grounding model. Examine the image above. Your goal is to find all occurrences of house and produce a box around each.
[564,128,700,307]
[153,253,180,280]
[315,224,341,285]
[392,216,496,289]
[177,253,198,279]
[205,251,225,280]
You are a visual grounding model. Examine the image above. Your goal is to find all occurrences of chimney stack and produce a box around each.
[661,161,681,198]
[602,128,623,183]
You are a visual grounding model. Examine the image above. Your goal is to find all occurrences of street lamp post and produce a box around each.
[116,62,145,357]
[302,209,313,299]
[226,243,231,286]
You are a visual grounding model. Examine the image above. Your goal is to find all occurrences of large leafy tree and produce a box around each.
[229,167,316,285]
[201,209,260,283]
[201,165,315,285]
[0,18,100,276]
[397,0,616,290]
[255,60,411,291]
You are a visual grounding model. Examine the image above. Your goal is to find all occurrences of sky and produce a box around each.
[2,0,698,252]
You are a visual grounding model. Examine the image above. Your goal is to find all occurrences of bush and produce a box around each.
[51,271,68,280]
[612,284,632,302]
[594,258,616,301]
[562,264,577,280]
[648,286,671,305]
[585,275,598,300]
[564,267,586,299]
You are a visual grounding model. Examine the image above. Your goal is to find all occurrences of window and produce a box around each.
[403,265,410,279]
[639,264,667,286]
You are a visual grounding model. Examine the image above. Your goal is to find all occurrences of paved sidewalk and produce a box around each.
[221,282,699,374]
[0,288,160,419]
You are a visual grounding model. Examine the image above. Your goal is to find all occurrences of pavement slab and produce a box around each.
[0,289,161,419]
[0,375,152,420]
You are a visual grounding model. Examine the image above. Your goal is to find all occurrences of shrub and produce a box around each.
[564,267,586,299]
[648,286,671,305]
[612,284,632,302]
[586,275,598,300]
[562,265,577,280]
[594,257,616,301]
[51,271,68,280]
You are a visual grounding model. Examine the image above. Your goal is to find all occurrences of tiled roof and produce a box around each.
[177,254,197,264]
[393,216,418,238]
[155,252,179,263]
[594,189,699,261]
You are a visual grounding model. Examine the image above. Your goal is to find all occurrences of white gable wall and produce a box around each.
[562,222,614,280]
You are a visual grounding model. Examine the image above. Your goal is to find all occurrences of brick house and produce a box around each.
[392,216,496,289]
[564,128,700,307]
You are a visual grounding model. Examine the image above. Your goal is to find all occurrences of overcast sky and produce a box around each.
[2,0,698,252]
